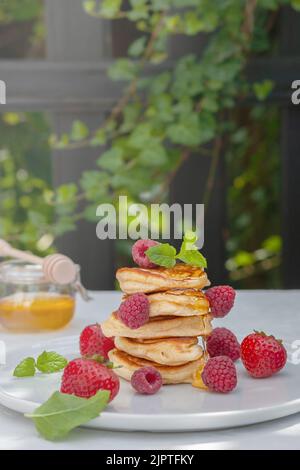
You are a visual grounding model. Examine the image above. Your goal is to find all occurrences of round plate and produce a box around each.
[0,336,298,432]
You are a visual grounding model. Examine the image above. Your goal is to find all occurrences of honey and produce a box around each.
[0,260,77,332]
[0,293,75,332]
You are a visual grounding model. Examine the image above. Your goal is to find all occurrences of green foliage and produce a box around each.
[2,0,296,287]
[253,80,274,101]
[0,113,54,254]
[51,0,294,286]
[64,0,289,219]
[0,113,80,254]
[13,351,68,377]
[0,0,42,23]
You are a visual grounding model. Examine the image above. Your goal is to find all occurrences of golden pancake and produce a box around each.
[144,289,210,317]
[116,264,210,294]
[115,336,203,366]
[109,349,207,384]
[101,311,212,339]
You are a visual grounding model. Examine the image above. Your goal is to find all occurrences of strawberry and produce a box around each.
[241,331,287,378]
[80,324,114,359]
[61,358,120,401]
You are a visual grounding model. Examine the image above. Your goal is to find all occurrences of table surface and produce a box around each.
[0,290,300,450]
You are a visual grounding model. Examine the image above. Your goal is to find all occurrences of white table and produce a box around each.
[0,290,300,450]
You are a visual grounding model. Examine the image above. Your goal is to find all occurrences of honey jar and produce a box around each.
[0,260,78,332]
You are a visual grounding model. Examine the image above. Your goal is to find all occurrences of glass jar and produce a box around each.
[0,260,77,332]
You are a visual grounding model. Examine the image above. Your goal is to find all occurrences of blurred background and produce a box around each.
[0,0,299,291]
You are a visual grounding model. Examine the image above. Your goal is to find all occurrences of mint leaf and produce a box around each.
[176,249,207,268]
[36,351,68,374]
[146,243,176,268]
[26,390,109,441]
[13,357,36,377]
[176,232,207,268]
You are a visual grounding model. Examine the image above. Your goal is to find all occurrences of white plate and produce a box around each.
[0,336,299,432]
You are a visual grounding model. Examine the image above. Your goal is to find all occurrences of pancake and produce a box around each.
[109,349,207,384]
[145,289,210,317]
[115,336,203,366]
[116,264,210,294]
[101,311,212,339]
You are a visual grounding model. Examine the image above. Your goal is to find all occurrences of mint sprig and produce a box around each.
[146,232,207,269]
[176,231,207,268]
[145,243,177,268]
[26,390,109,441]
[13,351,68,378]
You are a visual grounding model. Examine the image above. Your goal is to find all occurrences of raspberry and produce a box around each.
[202,356,237,393]
[80,324,115,359]
[207,327,240,362]
[118,293,149,329]
[131,366,163,394]
[61,358,119,401]
[241,331,287,378]
[132,239,159,268]
[205,285,236,318]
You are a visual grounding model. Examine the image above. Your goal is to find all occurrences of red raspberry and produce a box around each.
[205,285,236,318]
[207,327,240,362]
[132,239,159,268]
[241,331,287,378]
[61,358,119,401]
[118,293,149,329]
[202,356,237,393]
[80,324,114,360]
[131,366,163,394]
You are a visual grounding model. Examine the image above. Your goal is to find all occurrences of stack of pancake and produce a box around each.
[101,264,212,384]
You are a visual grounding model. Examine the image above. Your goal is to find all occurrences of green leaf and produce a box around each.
[139,142,168,167]
[80,171,109,201]
[234,251,254,267]
[108,59,138,81]
[71,120,89,141]
[176,231,207,268]
[36,351,68,374]
[13,357,36,378]
[128,36,147,57]
[120,103,141,133]
[146,243,177,268]
[26,390,110,441]
[292,0,300,11]
[176,249,207,268]
[150,72,171,95]
[262,235,282,254]
[83,0,96,15]
[100,0,122,18]
[128,123,152,149]
[97,147,124,172]
[128,0,148,20]
[253,80,274,101]
[56,184,78,205]
[90,129,107,147]
[167,115,201,146]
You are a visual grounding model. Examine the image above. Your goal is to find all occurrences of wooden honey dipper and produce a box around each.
[0,239,78,285]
